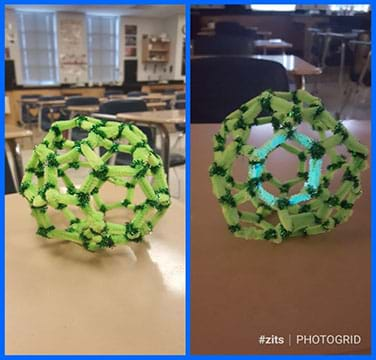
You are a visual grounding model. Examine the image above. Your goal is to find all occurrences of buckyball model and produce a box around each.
[20,116,170,251]
[209,89,368,243]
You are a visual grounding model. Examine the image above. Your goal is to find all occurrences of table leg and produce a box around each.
[38,105,43,132]
[7,139,24,187]
[321,35,331,69]
[19,103,23,126]
[358,50,371,85]
[339,40,346,94]
[293,75,306,90]
[156,124,170,183]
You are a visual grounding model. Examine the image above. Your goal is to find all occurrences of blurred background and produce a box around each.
[5,5,186,201]
[191,4,370,123]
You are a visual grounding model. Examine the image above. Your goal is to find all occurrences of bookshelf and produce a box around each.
[142,35,170,63]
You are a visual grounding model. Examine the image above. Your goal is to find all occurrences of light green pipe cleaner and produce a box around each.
[20,115,170,251]
[209,89,368,243]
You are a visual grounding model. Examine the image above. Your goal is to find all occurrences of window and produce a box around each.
[250,5,296,12]
[329,5,370,13]
[87,15,119,83]
[16,11,59,85]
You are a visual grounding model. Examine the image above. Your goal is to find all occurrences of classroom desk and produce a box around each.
[5,125,33,185]
[254,39,293,55]
[256,30,272,39]
[5,183,185,355]
[116,110,185,182]
[318,32,359,92]
[190,121,370,355]
[99,94,174,106]
[38,100,67,128]
[191,54,321,90]
[252,54,322,89]
[142,94,176,102]
[67,105,100,115]
[141,83,185,94]
[146,101,167,110]
[17,98,66,129]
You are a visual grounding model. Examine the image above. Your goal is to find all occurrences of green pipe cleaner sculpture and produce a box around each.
[209,89,368,243]
[20,116,171,251]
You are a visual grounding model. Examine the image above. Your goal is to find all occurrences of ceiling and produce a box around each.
[6,5,185,18]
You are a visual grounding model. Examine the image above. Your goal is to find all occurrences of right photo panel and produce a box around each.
[190,4,370,355]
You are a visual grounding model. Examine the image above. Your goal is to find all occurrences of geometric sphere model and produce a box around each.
[20,116,170,251]
[209,89,368,243]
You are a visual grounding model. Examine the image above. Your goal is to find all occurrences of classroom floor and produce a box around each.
[304,65,371,121]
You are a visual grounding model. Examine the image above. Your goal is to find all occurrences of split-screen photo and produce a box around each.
[4,3,371,356]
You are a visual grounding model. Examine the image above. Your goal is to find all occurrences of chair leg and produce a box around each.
[171,166,181,199]
[171,132,185,152]
[337,82,354,120]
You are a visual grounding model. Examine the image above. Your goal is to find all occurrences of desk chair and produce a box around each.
[215,21,257,39]
[127,91,147,97]
[99,99,155,165]
[191,56,289,123]
[38,96,67,132]
[163,98,186,196]
[104,89,124,97]
[5,152,17,194]
[163,89,176,95]
[66,96,100,141]
[194,34,254,56]
[66,96,99,108]
[170,116,186,179]
[20,94,40,129]
[171,99,186,164]
[339,36,371,119]
[174,100,185,109]
[176,92,185,101]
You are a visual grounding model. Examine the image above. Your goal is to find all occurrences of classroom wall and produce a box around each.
[165,14,185,81]
[5,8,185,85]
[121,17,163,82]
[121,14,185,82]
[57,12,88,84]
[5,8,23,84]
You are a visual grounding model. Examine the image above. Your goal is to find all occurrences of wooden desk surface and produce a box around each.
[143,94,175,101]
[5,125,33,140]
[17,98,40,104]
[256,30,272,37]
[99,94,175,103]
[117,110,185,125]
[318,32,358,40]
[252,54,322,76]
[146,101,167,109]
[197,30,215,36]
[67,105,100,113]
[190,121,370,355]
[39,100,66,106]
[254,39,293,49]
[17,99,66,106]
[5,183,185,354]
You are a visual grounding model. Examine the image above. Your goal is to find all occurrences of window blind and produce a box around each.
[16,11,59,85]
[87,15,119,83]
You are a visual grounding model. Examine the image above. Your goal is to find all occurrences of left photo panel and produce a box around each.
[5,4,186,355]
